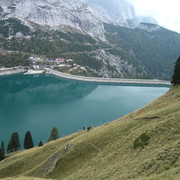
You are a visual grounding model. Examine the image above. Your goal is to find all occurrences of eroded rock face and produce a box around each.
[0,0,157,40]
[87,0,136,26]
[86,0,157,27]
[0,0,105,40]
[0,6,3,13]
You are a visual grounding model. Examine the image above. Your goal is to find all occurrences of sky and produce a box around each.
[128,0,180,33]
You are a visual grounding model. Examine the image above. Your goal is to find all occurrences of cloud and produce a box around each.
[129,0,180,33]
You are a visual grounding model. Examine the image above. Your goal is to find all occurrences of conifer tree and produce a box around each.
[7,143,11,154]
[24,131,34,149]
[1,141,5,154]
[48,127,59,142]
[171,57,180,85]
[0,148,4,161]
[7,132,20,153]
[38,141,43,147]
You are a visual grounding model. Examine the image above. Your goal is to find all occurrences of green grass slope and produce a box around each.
[0,85,180,180]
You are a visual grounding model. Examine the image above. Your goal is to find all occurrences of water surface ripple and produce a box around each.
[0,74,169,147]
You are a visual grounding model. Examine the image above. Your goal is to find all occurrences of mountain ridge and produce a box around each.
[0,0,157,39]
[0,0,105,39]
[0,0,180,80]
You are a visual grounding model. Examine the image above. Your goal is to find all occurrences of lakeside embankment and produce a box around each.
[48,69,171,86]
[0,67,171,86]
[0,68,24,76]
[0,68,44,76]
[24,69,45,75]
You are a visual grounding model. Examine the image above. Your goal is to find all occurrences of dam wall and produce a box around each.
[48,69,171,86]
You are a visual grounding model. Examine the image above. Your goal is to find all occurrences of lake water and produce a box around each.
[0,74,169,148]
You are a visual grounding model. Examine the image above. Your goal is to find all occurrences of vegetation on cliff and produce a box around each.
[1,18,180,79]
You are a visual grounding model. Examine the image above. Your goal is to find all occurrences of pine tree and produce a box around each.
[7,143,11,154]
[1,141,5,154]
[48,127,59,142]
[24,131,34,149]
[0,148,4,161]
[7,132,20,153]
[171,57,180,85]
[38,141,43,147]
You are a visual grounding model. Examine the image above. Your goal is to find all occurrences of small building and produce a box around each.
[47,59,54,63]
[29,56,42,62]
[80,66,87,71]
[66,65,72,68]
[73,65,80,70]
[55,58,65,63]
[66,59,73,62]
[58,64,66,68]
[33,65,40,69]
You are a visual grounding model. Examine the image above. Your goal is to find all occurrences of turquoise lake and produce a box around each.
[0,74,169,147]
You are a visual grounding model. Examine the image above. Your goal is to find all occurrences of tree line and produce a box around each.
[171,56,180,85]
[0,53,30,68]
[0,126,59,161]
[104,23,180,80]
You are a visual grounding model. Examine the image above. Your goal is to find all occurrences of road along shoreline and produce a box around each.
[0,68,171,86]
[48,69,171,86]
[0,68,24,76]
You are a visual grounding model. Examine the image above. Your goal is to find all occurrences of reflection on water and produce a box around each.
[0,74,97,105]
[0,74,169,147]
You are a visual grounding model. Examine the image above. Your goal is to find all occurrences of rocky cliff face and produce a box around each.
[1,0,177,80]
[0,0,157,40]
[87,0,136,26]
[0,0,105,39]
[86,0,157,27]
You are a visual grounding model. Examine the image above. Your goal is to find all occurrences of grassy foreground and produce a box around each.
[0,85,179,180]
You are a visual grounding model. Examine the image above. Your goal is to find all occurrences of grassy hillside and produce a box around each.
[0,85,179,180]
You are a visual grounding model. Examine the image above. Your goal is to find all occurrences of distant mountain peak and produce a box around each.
[134,23,163,33]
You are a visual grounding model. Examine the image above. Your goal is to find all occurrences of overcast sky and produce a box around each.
[129,0,180,33]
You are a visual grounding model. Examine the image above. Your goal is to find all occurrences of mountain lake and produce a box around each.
[0,74,169,147]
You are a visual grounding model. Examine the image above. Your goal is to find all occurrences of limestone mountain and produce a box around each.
[86,0,157,26]
[0,0,156,39]
[0,0,180,79]
[86,0,135,26]
[0,0,105,39]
